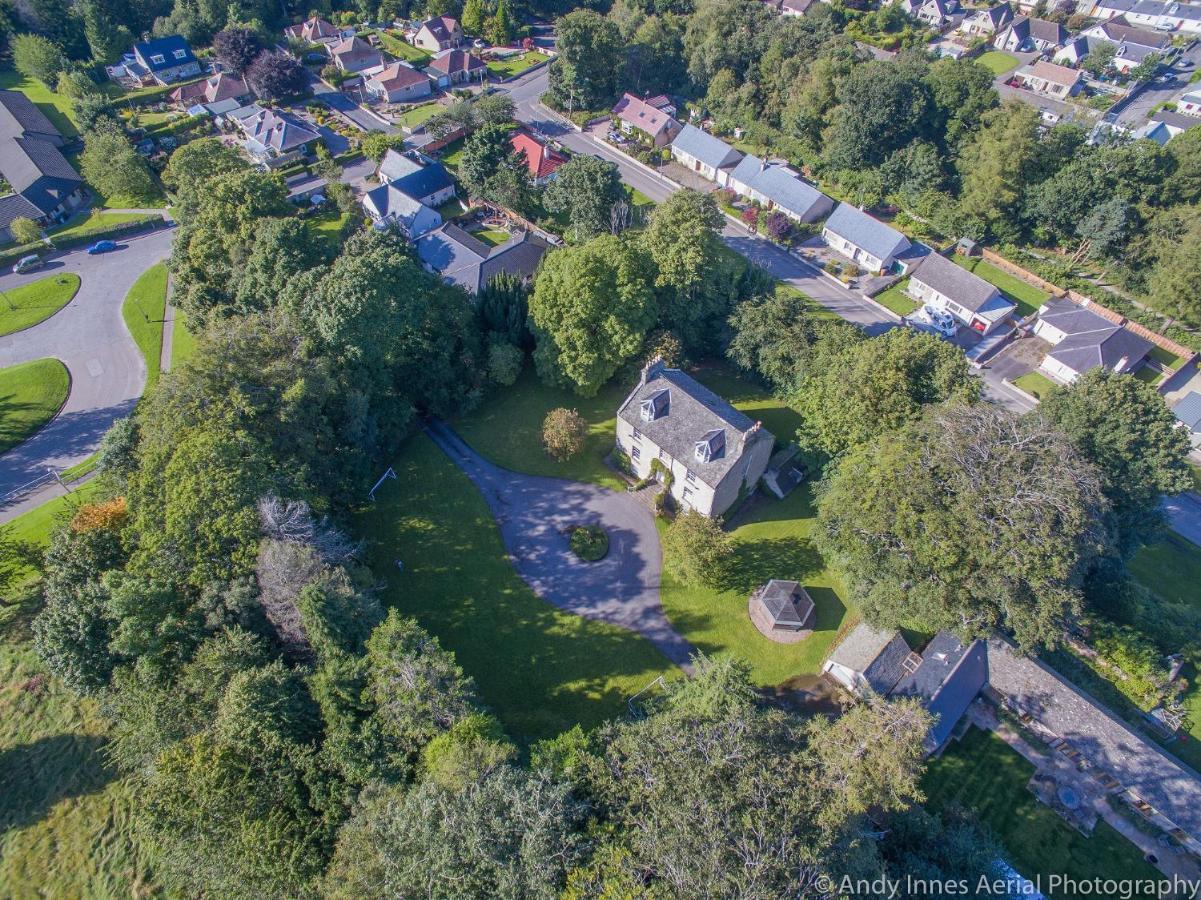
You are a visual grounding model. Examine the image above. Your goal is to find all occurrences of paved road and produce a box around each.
[0,227,174,506]
[306,73,397,134]
[504,68,1036,413]
[1115,42,1201,127]
[426,419,695,668]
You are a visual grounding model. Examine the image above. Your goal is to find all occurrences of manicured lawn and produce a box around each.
[437,196,468,220]
[306,209,353,256]
[0,359,69,454]
[472,227,509,247]
[170,317,198,369]
[630,189,655,208]
[954,256,1047,318]
[873,279,918,317]
[377,30,432,66]
[1133,365,1162,384]
[1013,370,1058,401]
[923,725,1161,893]
[976,50,1021,76]
[0,69,77,138]
[1149,344,1187,371]
[47,211,147,243]
[355,433,677,742]
[439,137,466,172]
[0,274,80,337]
[485,51,551,79]
[397,101,442,128]
[121,263,168,393]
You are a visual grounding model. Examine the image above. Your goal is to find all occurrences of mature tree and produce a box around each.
[662,510,733,588]
[487,339,523,385]
[1039,369,1191,554]
[542,407,587,460]
[477,271,530,347]
[955,101,1041,240]
[80,0,133,63]
[212,26,263,74]
[233,217,326,314]
[461,0,486,33]
[1167,126,1201,206]
[546,9,623,111]
[528,234,658,396]
[161,139,250,212]
[922,57,998,152]
[458,123,529,206]
[72,91,113,131]
[360,132,408,161]
[816,405,1110,647]
[1083,41,1116,76]
[794,327,979,457]
[79,120,159,204]
[11,33,68,86]
[472,92,517,128]
[626,13,687,95]
[246,51,308,101]
[325,766,586,899]
[9,217,41,244]
[487,0,515,45]
[542,155,624,242]
[1146,207,1201,324]
[826,58,930,170]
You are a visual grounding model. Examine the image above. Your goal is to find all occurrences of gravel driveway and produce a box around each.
[426,419,695,668]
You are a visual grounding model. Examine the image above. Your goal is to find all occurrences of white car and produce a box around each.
[922,305,958,338]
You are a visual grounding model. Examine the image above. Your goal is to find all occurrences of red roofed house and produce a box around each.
[510,131,567,184]
[169,71,249,107]
[413,15,463,52]
[612,92,682,147]
[365,61,433,103]
[426,48,487,87]
[329,36,382,73]
[285,16,339,44]
[1012,59,1083,98]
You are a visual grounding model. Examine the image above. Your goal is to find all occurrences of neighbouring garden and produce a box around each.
[1013,370,1058,401]
[0,274,81,337]
[954,256,1048,318]
[975,50,1021,76]
[873,278,918,317]
[485,50,551,79]
[0,358,70,453]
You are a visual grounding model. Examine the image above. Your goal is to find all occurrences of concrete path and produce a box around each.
[425,419,695,669]
[0,227,174,507]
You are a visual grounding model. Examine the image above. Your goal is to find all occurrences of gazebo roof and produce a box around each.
[756,580,814,627]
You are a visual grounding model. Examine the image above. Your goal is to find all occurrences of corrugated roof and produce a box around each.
[670,124,743,171]
[824,203,910,262]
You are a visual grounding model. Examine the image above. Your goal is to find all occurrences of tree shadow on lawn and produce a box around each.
[0,734,116,834]
[719,535,827,596]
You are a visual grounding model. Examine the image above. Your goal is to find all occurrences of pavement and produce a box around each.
[425,418,695,668]
[0,226,174,510]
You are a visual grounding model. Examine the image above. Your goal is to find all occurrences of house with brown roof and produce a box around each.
[426,48,487,87]
[413,15,463,52]
[510,131,567,184]
[285,16,339,44]
[365,62,432,103]
[328,36,381,73]
[1012,60,1083,98]
[169,72,249,107]
[612,93,682,147]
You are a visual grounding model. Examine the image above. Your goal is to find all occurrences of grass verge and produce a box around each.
[1013,370,1057,401]
[121,263,168,393]
[0,274,80,337]
[0,359,69,454]
[47,211,146,243]
[485,51,551,79]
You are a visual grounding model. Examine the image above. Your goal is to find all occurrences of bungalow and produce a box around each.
[907,252,1016,335]
[413,15,463,52]
[131,36,202,85]
[377,149,456,207]
[727,154,834,223]
[329,36,381,73]
[0,91,86,240]
[169,72,248,107]
[907,0,959,28]
[1114,40,1164,72]
[1134,109,1196,144]
[615,358,775,518]
[236,107,321,164]
[670,124,743,187]
[612,93,683,147]
[1081,18,1172,50]
[994,16,1068,52]
[284,16,340,44]
[1179,90,1201,116]
[510,131,568,184]
[821,203,912,274]
[365,61,432,103]
[1011,60,1083,98]
[1033,297,1153,382]
[362,183,442,237]
[426,48,487,87]
[958,3,1013,35]
[1052,36,1092,66]
[781,0,815,14]
[416,224,551,294]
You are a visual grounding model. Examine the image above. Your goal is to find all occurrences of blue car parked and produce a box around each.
[87,240,116,254]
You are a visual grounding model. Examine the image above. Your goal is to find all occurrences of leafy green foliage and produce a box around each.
[662,510,733,588]
[11,32,68,86]
[78,119,159,206]
[546,9,623,111]
[542,154,625,242]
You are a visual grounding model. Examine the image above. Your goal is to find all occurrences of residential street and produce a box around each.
[503,68,1036,414]
[0,227,174,507]
[307,71,397,134]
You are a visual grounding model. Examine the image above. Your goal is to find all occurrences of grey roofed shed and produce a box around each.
[753,580,814,630]
[889,632,989,752]
[1174,392,1201,432]
[670,124,743,171]
[910,252,1007,313]
[825,623,913,695]
[823,203,911,262]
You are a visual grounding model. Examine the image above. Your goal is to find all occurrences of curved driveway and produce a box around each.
[426,419,695,668]
[0,227,174,499]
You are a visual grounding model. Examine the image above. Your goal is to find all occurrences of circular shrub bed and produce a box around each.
[570,525,609,562]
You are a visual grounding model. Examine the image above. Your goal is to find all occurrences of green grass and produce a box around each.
[397,102,442,128]
[306,209,353,256]
[954,256,1048,318]
[0,359,69,454]
[355,433,677,742]
[976,50,1021,76]
[1013,370,1058,401]
[924,726,1161,893]
[472,228,510,247]
[377,30,432,66]
[121,263,168,393]
[437,196,468,220]
[485,51,551,79]
[0,69,78,138]
[873,279,918,317]
[629,188,655,209]
[59,453,98,483]
[62,147,166,211]
[47,211,146,243]
[1133,365,1162,384]
[0,274,80,337]
[439,137,466,172]
[1149,344,1187,371]
[170,316,197,369]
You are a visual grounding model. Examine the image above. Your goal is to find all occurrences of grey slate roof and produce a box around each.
[890,633,989,751]
[730,156,832,219]
[618,362,773,490]
[1093,19,1170,47]
[0,89,81,224]
[1028,17,1068,44]
[911,252,1007,313]
[416,224,550,294]
[671,124,743,171]
[241,108,320,152]
[1115,40,1159,63]
[1151,109,1198,130]
[0,91,61,144]
[1040,297,1153,375]
[755,580,814,627]
[1173,391,1201,431]
[826,623,914,695]
[0,192,47,230]
[824,203,911,262]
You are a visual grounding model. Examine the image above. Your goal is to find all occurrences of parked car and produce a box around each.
[922,304,957,338]
[87,240,117,255]
[12,254,42,274]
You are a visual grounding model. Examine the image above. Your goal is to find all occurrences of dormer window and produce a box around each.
[640,388,669,422]
[173,49,188,59]
[150,54,166,64]
[694,428,725,464]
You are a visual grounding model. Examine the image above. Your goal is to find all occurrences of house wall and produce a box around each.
[372,78,432,102]
[1180,97,1201,115]
[707,434,773,518]
[1039,354,1080,383]
[416,184,456,207]
[669,147,732,186]
[615,418,719,516]
[1032,318,1068,345]
[147,61,202,85]
[821,227,887,272]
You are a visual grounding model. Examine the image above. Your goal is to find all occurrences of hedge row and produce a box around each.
[0,214,167,268]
